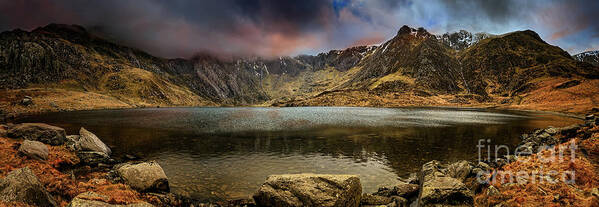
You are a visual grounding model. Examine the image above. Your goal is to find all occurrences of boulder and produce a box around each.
[447,160,473,182]
[115,161,169,193]
[0,167,57,207]
[7,123,66,145]
[18,140,49,160]
[78,128,111,156]
[253,173,362,207]
[67,192,154,207]
[418,161,474,207]
[360,193,393,206]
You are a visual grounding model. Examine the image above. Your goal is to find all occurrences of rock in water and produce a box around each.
[67,192,154,207]
[253,173,362,207]
[0,168,58,207]
[18,140,49,160]
[418,161,474,207]
[115,161,169,193]
[7,123,67,145]
[79,127,111,156]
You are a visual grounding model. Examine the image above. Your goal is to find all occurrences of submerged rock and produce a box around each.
[418,161,474,207]
[0,167,58,207]
[78,127,111,156]
[67,192,153,207]
[115,161,169,193]
[253,173,362,207]
[7,123,66,145]
[18,140,49,160]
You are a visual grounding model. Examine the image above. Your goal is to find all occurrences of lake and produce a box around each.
[16,107,582,201]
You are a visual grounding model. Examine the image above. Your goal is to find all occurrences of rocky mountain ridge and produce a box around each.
[574,50,599,66]
[1,24,598,115]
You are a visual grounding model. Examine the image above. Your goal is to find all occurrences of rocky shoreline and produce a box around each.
[1,115,598,206]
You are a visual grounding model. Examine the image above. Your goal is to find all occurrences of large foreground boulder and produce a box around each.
[78,127,111,156]
[18,140,49,160]
[115,161,169,193]
[418,161,474,207]
[253,173,362,207]
[0,167,57,207]
[7,123,66,145]
[67,192,153,207]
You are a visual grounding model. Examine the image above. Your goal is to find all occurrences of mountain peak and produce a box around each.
[397,25,432,38]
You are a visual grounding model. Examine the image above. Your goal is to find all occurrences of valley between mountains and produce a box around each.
[1,24,598,117]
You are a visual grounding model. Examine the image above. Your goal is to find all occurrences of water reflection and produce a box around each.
[16,107,582,201]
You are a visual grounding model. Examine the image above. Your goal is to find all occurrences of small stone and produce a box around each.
[20,97,33,106]
[18,140,49,160]
[77,151,110,166]
[585,114,595,121]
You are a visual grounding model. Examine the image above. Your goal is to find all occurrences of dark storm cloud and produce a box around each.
[0,0,598,57]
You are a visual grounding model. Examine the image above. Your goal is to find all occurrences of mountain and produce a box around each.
[574,50,599,66]
[284,26,599,112]
[1,24,598,115]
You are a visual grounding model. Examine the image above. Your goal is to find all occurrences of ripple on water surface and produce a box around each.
[16,107,582,201]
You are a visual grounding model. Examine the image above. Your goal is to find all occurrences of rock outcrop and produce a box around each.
[0,167,58,207]
[253,173,362,207]
[18,140,49,160]
[7,123,67,145]
[67,192,154,207]
[115,161,169,193]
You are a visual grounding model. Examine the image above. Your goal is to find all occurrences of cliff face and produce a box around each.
[1,24,598,114]
[574,50,599,67]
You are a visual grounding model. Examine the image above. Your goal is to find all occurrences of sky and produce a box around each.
[0,0,598,58]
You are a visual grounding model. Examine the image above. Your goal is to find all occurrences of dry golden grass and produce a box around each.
[0,67,217,117]
[504,78,599,114]
[474,126,599,207]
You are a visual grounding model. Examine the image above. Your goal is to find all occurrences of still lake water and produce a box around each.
[16,107,581,201]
